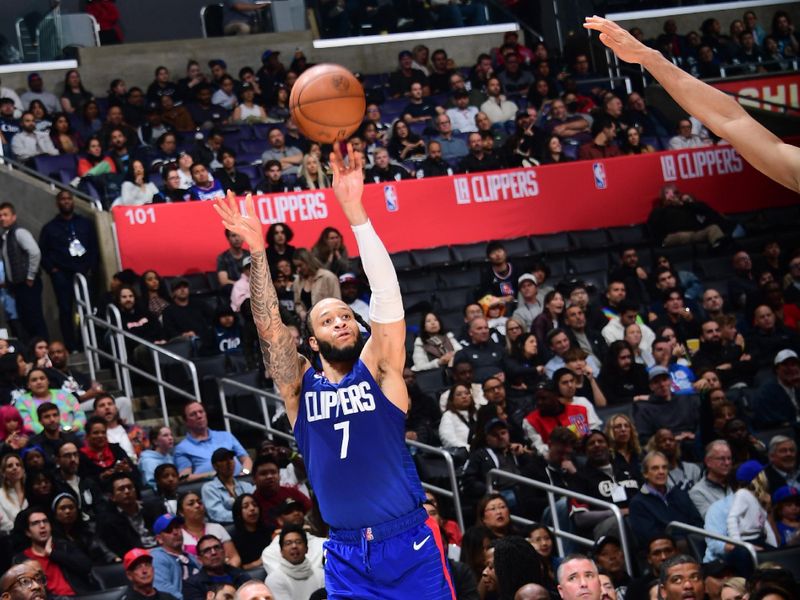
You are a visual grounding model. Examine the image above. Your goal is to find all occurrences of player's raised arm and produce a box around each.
[584,16,800,194]
[329,144,407,380]
[214,191,307,422]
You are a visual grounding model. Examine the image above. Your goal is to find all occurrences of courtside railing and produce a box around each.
[74,273,201,425]
[487,469,634,575]
[666,521,759,568]
[218,377,465,532]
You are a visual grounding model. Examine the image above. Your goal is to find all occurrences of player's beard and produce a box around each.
[317,332,365,363]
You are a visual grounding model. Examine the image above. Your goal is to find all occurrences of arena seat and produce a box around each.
[502,236,533,259]
[246,566,267,581]
[411,246,453,268]
[657,244,694,265]
[574,269,608,291]
[390,251,414,271]
[33,154,77,179]
[567,252,610,274]
[438,309,464,334]
[757,546,800,580]
[437,266,481,290]
[435,288,473,311]
[451,242,489,264]
[414,368,448,397]
[403,290,434,313]
[695,255,736,279]
[399,272,438,294]
[75,587,127,600]
[530,232,571,254]
[570,229,611,250]
[239,140,265,155]
[606,224,649,247]
[91,564,127,590]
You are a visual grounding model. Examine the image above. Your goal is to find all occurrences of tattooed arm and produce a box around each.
[215,192,308,425]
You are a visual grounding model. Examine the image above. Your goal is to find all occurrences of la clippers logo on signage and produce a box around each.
[453,169,538,204]
[246,192,329,224]
[660,148,744,182]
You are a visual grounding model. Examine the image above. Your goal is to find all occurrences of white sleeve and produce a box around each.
[412,337,440,371]
[350,220,403,324]
[726,490,747,540]
[522,419,548,456]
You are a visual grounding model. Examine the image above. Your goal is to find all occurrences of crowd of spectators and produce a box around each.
[0,7,799,600]
[0,9,796,209]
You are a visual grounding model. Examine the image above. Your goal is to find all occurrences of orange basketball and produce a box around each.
[289,64,366,145]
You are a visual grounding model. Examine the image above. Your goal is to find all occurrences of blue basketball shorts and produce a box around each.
[324,508,456,600]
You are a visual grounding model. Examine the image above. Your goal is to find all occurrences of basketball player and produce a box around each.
[584,16,800,194]
[214,144,455,599]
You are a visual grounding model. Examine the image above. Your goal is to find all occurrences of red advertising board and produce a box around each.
[113,144,798,276]
[711,73,800,114]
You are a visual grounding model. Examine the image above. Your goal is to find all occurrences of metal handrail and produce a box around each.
[73,273,99,380]
[406,439,465,533]
[572,75,633,96]
[666,521,759,568]
[217,377,466,532]
[0,154,103,211]
[718,58,799,79]
[486,468,634,576]
[73,276,202,426]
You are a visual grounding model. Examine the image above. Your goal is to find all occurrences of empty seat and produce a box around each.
[656,244,694,266]
[75,587,127,600]
[695,256,735,279]
[530,232,571,254]
[575,269,608,292]
[390,251,414,271]
[757,546,800,580]
[91,564,127,590]
[414,368,448,397]
[399,273,438,294]
[451,242,489,264]
[568,253,610,274]
[544,256,569,278]
[435,287,473,311]
[239,139,265,155]
[438,309,464,334]
[32,154,77,179]
[411,246,453,268]
[503,236,533,259]
[569,229,611,250]
[438,267,481,290]
[607,224,650,247]
[403,291,434,313]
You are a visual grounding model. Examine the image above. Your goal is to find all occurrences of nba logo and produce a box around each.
[592,162,607,190]
[384,185,398,212]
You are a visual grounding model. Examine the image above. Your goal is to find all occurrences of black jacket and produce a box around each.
[95,500,161,559]
[38,213,99,275]
[13,539,97,593]
[184,567,251,600]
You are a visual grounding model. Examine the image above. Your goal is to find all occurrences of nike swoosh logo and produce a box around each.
[413,535,431,551]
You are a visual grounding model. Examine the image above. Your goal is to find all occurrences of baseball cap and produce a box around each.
[123,548,152,570]
[28,72,42,82]
[772,485,799,505]
[242,256,252,268]
[211,447,236,463]
[261,50,280,62]
[278,498,306,515]
[339,273,358,284]
[0,97,14,105]
[172,278,190,290]
[398,50,412,60]
[153,513,184,535]
[518,273,538,286]
[774,349,799,366]
[648,366,670,381]
[208,59,227,69]
[484,417,509,434]
[592,535,621,555]
[735,459,765,483]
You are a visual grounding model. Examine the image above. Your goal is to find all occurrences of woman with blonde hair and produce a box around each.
[0,453,27,533]
[297,153,330,190]
[605,413,642,477]
[291,248,340,322]
[727,460,777,547]
[720,577,748,600]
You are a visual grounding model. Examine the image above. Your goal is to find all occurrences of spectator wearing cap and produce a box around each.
[753,349,800,431]
[0,97,21,150]
[512,274,542,330]
[21,73,59,115]
[260,128,302,177]
[445,89,479,134]
[161,279,213,348]
[763,435,798,494]
[727,460,777,547]
[260,498,326,574]
[264,524,324,600]
[772,485,800,546]
[176,401,253,481]
[339,273,370,330]
[569,430,640,539]
[628,450,703,548]
[151,515,201,600]
[633,366,699,447]
[388,50,429,98]
[121,548,178,600]
[591,536,631,590]
[252,456,311,529]
[461,417,534,507]
[201,449,255,524]
[184,535,250,600]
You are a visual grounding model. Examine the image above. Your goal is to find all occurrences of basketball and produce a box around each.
[289,63,366,145]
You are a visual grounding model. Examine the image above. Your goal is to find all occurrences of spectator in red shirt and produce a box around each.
[252,456,310,528]
[12,507,95,595]
[85,0,123,45]
[578,116,620,160]
[523,388,590,455]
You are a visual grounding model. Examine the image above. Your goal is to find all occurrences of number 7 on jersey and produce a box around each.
[334,421,350,459]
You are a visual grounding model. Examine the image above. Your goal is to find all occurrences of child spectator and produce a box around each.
[727,460,778,548]
[772,485,800,547]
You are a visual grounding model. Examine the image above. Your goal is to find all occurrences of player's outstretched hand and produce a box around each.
[330,142,365,209]
[214,190,265,252]
[584,16,652,65]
